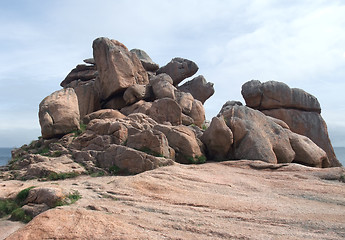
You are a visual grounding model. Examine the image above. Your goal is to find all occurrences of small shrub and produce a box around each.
[186,155,207,164]
[47,172,79,181]
[72,123,87,137]
[109,165,121,175]
[16,186,36,204]
[0,200,19,217]
[340,175,345,183]
[50,151,62,158]
[10,208,32,223]
[37,147,50,156]
[55,190,82,206]
[90,171,105,177]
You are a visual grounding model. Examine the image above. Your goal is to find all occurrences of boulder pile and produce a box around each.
[3,37,341,180]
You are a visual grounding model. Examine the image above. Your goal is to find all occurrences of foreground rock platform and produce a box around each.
[2,161,344,240]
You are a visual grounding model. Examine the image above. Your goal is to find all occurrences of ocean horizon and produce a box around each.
[1,147,345,167]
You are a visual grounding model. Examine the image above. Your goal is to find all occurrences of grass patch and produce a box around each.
[109,165,121,175]
[187,155,207,164]
[37,146,50,156]
[72,123,87,137]
[340,175,345,183]
[55,190,82,206]
[16,186,36,205]
[10,208,32,223]
[137,147,164,158]
[0,200,19,218]
[90,171,105,177]
[46,172,79,181]
[0,186,35,223]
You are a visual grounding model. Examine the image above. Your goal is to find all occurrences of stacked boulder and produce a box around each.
[5,37,341,181]
[241,80,341,167]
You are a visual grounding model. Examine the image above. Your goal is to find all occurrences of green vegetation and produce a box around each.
[10,208,32,223]
[72,123,87,137]
[137,147,164,158]
[90,171,106,177]
[37,146,50,156]
[340,175,345,183]
[0,186,36,223]
[16,186,36,204]
[109,165,121,175]
[46,172,79,181]
[187,155,207,164]
[55,190,82,206]
[0,200,19,218]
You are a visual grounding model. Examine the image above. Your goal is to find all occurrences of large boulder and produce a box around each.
[25,187,65,208]
[148,98,182,125]
[83,109,125,124]
[60,64,98,88]
[188,99,205,127]
[39,88,80,139]
[241,80,321,112]
[150,74,176,100]
[157,57,198,86]
[123,84,153,105]
[94,144,174,174]
[130,48,159,72]
[65,80,101,119]
[175,91,194,115]
[241,80,340,167]
[178,75,215,104]
[262,109,340,167]
[154,124,204,164]
[120,100,152,116]
[201,117,233,160]
[126,129,172,159]
[219,104,329,167]
[92,37,149,100]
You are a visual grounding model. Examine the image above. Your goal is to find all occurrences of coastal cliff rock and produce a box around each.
[38,88,80,139]
[241,80,340,167]
[218,103,329,168]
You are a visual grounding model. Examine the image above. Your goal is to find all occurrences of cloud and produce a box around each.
[0,0,344,146]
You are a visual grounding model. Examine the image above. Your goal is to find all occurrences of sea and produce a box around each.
[0,147,345,167]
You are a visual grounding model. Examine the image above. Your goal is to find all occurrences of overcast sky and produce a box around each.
[1,0,345,148]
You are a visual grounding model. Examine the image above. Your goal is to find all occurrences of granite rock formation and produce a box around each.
[242,80,340,167]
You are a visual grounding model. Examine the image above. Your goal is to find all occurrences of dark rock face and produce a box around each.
[157,57,199,86]
[241,80,340,167]
[60,64,98,88]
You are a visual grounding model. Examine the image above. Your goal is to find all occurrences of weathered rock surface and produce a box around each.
[219,104,330,167]
[148,98,182,125]
[120,100,152,116]
[82,109,125,124]
[178,75,215,104]
[60,64,98,87]
[150,73,176,100]
[3,162,345,240]
[262,109,340,167]
[130,48,159,72]
[65,79,101,119]
[154,124,204,163]
[175,91,194,114]
[188,99,205,127]
[123,84,153,105]
[126,129,172,159]
[241,80,321,112]
[25,187,65,208]
[241,80,340,167]
[92,37,149,100]
[201,117,233,160]
[39,88,80,139]
[157,57,199,86]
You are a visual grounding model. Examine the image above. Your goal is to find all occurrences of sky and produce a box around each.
[0,0,345,148]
